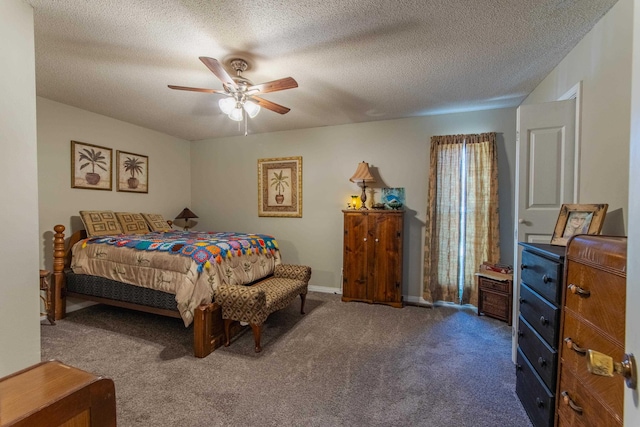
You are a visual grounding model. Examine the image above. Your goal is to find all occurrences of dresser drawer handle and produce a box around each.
[542,274,550,283]
[538,356,547,367]
[568,284,591,297]
[539,316,548,326]
[520,264,527,270]
[564,337,587,356]
[561,391,583,414]
[519,297,526,304]
[535,397,544,408]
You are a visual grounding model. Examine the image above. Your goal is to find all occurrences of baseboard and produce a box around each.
[308,285,342,294]
[403,295,433,308]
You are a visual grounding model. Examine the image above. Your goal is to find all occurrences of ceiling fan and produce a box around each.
[168,57,298,121]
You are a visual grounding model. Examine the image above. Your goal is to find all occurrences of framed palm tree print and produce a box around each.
[116,150,148,193]
[258,156,302,217]
[71,140,113,190]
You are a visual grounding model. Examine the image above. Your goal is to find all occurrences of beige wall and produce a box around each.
[522,0,632,235]
[191,109,517,302]
[37,97,193,274]
[0,0,40,376]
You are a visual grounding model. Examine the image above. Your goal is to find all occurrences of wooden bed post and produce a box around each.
[53,225,67,320]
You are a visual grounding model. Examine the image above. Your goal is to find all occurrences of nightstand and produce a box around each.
[476,270,513,325]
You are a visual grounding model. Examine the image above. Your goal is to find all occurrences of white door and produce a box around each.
[512,99,576,360]
[624,3,640,423]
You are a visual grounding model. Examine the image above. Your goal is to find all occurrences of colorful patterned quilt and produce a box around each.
[71,231,281,326]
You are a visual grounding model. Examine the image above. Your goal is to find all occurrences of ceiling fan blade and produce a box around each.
[251,96,291,114]
[168,85,226,94]
[248,77,298,94]
[199,57,237,89]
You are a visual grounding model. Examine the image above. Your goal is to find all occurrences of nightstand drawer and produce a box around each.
[519,283,560,347]
[517,315,557,391]
[478,276,510,293]
[480,289,510,320]
[521,250,562,304]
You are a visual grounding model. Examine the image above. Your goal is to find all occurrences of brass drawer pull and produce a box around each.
[564,337,587,356]
[561,391,583,414]
[568,283,591,297]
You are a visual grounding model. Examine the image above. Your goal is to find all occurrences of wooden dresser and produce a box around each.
[516,242,565,427]
[342,210,404,308]
[556,235,627,426]
[0,360,116,427]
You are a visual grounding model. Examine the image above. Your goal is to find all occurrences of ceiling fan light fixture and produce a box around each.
[243,100,260,118]
[218,97,235,115]
[229,106,244,121]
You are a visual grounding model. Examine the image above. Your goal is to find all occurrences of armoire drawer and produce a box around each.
[556,366,622,427]
[516,347,554,427]
[519,283,560,347]
[559,310,624,417]
[521,250,563,304]
[518,315,557,391]
[564,261,626,342]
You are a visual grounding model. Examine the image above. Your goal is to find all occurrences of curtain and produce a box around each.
[423,133,500,306]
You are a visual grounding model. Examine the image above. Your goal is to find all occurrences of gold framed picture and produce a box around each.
[71,140,112,190]
[550,203,608,246]
[116,150,148,193]
[258,156,302,217]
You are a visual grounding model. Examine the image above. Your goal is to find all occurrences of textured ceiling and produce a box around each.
[28,0,617,141]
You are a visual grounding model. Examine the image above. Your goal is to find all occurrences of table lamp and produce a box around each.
[349,161,375,210]
[175,207,198,231]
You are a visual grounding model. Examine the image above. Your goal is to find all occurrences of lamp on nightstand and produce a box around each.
[349,161,375,210]
[175,207,198,231]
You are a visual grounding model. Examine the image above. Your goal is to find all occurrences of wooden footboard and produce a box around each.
[52,224,229,358]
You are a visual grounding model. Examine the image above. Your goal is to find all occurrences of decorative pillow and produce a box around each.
[141,213,171,232]
[79,210,124,237]
[115,212,149,234]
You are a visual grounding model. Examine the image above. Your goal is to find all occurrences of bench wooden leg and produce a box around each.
[300,293,306,315]
[250,323,262,353]
[223,319,233,347]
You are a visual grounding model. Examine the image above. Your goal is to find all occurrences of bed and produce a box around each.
[51,215,282,358]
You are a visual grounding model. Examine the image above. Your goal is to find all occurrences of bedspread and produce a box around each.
[71,231,281,326]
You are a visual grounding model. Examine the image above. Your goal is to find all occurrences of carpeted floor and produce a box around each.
[41,292,533,427]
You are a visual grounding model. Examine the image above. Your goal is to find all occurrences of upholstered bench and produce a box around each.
[215,264,312,352]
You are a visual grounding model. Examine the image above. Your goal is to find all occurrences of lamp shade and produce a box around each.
[229,106,243,121]
[218,97,235,115]
[243,100,260,118]
[175,207,198,220]
[349,161,375,183]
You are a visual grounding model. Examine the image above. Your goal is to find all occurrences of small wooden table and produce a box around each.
[476,270,513,325]
[0,360,116,426]
[40,269,55,325]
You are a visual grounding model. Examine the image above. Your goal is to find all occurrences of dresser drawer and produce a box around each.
[518,315,557,391]
[521,250,562,304]
[565,260,626,342]
[516,347,554,427]
[559,309,624,417]
[556,366,622,427]
[519,283,560,347]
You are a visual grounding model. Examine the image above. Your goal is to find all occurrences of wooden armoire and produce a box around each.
[342,210,404,308]
[556,235,628,426]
